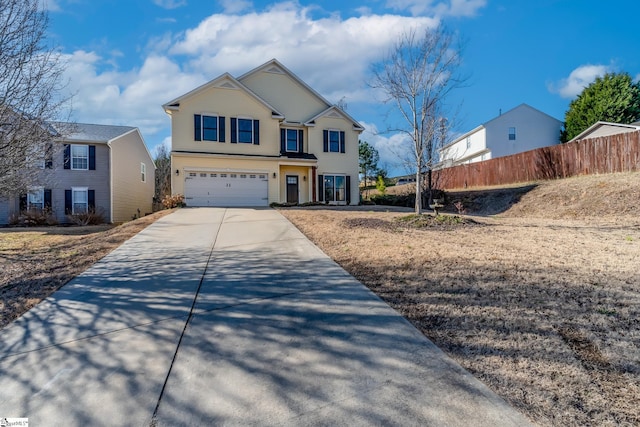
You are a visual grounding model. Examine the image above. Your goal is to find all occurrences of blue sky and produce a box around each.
[45,0,640,176]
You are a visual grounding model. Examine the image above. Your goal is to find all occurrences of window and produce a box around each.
[286,129,300,152]
[329,131,340,152]
[324,175,346,202]
[230,117,259,144]
[509,127,516,140]
[323,130,345,153]
[71,144,89,170]
[466,137,471,149]
[141,163,146,182]
[194,114,225,142]
[27,187,44,210]
[238,118,254,143]
[72,187,88,214]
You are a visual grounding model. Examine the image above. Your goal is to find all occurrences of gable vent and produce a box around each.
[327,111,342,119]
[217,80,239,89]
[265,66,285,74]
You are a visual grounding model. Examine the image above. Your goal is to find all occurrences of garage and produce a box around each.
[184,171,269,207]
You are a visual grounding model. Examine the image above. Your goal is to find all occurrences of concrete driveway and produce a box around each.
[0,208,532,426]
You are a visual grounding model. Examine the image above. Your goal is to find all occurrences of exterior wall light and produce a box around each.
[272,172,277,178]
[175,169,180,176]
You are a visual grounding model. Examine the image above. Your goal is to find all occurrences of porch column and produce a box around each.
[311,166,317,202]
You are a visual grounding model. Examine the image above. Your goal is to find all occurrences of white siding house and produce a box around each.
[438,104,562,167]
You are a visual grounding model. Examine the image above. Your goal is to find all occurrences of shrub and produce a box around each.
[11,208,58,226]
[376,175,387,194]
[162,194,185,209]
[67,207,105,225]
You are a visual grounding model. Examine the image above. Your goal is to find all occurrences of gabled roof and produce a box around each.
[238,59,333,109]
[304,105,364,132]
[50,122,137,143]
[569,121,640,142]
[162,72,284,118]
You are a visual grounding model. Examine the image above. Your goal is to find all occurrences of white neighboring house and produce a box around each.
[568,121,640,142]
[438,104,563,167]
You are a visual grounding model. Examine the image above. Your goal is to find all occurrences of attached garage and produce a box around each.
[184,171,269,207]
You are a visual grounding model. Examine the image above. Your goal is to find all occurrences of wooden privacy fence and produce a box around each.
[435,130,640,189]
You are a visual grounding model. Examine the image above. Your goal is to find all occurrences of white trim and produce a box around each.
[71,186,89,214]
[71,144,89,170]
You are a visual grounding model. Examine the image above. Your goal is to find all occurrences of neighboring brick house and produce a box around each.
[163,59,364,206]
[0,123,155,224]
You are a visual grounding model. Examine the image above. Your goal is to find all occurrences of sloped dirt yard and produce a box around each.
[280,198,640,426]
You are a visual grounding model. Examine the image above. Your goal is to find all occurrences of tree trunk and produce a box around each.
[414,170,422,214]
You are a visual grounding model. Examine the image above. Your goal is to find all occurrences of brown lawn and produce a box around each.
[0,209,174,328]
[280,172,640,427]
[1,172,639,426]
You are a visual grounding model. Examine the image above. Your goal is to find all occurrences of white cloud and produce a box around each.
[170,4,437,102]
[360,122,413,176]
[551,64,613,99]
[55,2,468,151]
[219,0,253,13]
[153,0,186,9]
[62,50,204,139]
[385,0,486,17]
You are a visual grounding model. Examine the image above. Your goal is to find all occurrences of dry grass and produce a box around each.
[0,209,174,328]
[280,172,640,427]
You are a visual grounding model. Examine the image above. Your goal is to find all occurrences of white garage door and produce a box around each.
[184,171,269,207]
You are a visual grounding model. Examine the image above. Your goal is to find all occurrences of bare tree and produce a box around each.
[372,25,464,213]
[0,0,70,199]
[154,143,171,202]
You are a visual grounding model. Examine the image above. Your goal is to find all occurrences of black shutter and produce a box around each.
[280,129,286,153]
[298,129,304,153]
[253,120,260,145]
[230,118,237,143]
[44,189,52,209]
[218,116,225,142]
[20,194,27,211]
[318,174,324,202]
[88,190,95,210]
[89,145,96,170]
[64,144,70,169]
[65,190,72,213]
[323,130,328,152]
[340,131,346,153]
[346,175,351,205]
[194,115,202,141]
[45,143,53,169]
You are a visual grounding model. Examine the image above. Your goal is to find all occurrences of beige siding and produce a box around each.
[171,84,280,156]
[279,166,312,203]
[240,71,328,123]
[310,116,360,205]
[110,131,155,223]
[172,154,280,203]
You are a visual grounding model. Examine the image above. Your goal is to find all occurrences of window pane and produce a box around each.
[324,175,334,202]
[72,145,88,169]
[202,115,218,141]
[28,189,44,209]
[329,131,340,152]
[286,129,298,151]
[73,189,88,214]
[238,119,253,143]
[335,176,345,201]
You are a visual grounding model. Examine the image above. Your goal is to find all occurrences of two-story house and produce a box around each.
[0,123,155,225]
[438,103,563,167]
[163,59,363,206]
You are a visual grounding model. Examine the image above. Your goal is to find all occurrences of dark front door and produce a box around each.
[286,175,299,204]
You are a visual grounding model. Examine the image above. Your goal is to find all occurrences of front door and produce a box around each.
[286,175,299,204]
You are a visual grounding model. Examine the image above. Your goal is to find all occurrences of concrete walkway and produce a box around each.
[0,208,533,426]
